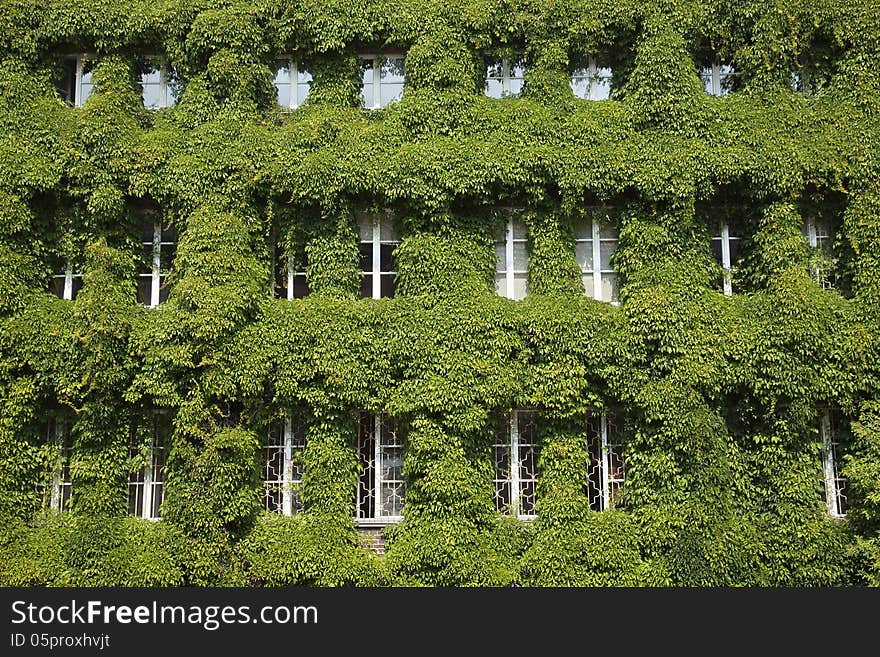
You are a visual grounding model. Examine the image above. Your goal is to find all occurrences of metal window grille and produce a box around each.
[493,410,539,519]
[128,413,168,520]
[819,409,848,519]
[574,216,619,303]
[356,413,405,522]
[263,417,307,515]
[47,418,72,511]
[587,413,625,511]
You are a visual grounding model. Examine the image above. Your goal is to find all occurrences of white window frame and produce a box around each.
[712,222,741,296]
[802,217,833,289]
[587,413,625,512]
[140,56,177,109]
[356,414,405,524]
[819,409,847,519]
[485,57,525,98]
[570,56,613,100]
[358,214,398,299]
[128,413,167,521]
[139,219,174,308]
[263,417,307,515]
[700,61,735,96]
[359,55,405,109]
[495,214,528,300]
[272,57,311,109]
[52,263,83,301]
[493,410,538,520]
[574,216,618,304]
[69,54,95,108]
[48,418,72,511]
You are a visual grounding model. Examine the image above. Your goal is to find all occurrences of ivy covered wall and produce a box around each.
[1,0,879,586]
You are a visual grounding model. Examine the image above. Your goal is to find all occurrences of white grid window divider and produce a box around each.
[49,418,72,511]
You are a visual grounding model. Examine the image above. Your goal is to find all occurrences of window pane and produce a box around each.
[380,83,403,107]
[508,78,524,96]
[575,240,593,271]
[495,240,507,273]
[485,78,504,98]
[292,273,309,299]
[599,241,615,270]
[601,273,617,302]
[513,274,527,300]
[513,242,528,272]
[710,239,723,265]
[380,274,395,298]
[358,242,373,272]
[137,276,152,305]
[360,274,373,299]
[728,238,741,265]
[582,275,594,297]
[571,76,590,98]
[379,243,396,273]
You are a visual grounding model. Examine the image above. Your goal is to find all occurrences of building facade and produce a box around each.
[1,1,879,586]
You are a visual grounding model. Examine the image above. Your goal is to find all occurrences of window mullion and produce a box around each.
[592,220,602,301]
[287,256,294,301]
[820,411,840,518]
[151,221,161,307]
[283,417,293,516]
[372,216,381,299]
[63,264,73,301]
[374,415,382,519]
[75,55,83,107]
[505,218,514,299]
[510,411,520,517]
[291,59,298,109]
[600,413,610,511]
[373,58,381,109]
[721,223,732,296]
[142,425,155,519]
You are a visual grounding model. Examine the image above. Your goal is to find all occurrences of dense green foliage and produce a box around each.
[1,0,879,586]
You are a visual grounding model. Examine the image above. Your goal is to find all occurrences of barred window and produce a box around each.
[358,214,399,299]
[587,412,625,511]
[574,215,618,303]
[819,408,848,519]
[802,218,834,289]
[360,56,405,109]
[711,222,742,296]
[356,413,405,522]
[263,417,307,515]
[570,56,612,100]
[273,58,312,109]
[700,62,736,96]
[140,57,178,109]
[493,410,539,519]
[485,56,525,98]
[128,413,169,520]
[46,417,73,511]
[137,218,176,307]
[495,215,528,300]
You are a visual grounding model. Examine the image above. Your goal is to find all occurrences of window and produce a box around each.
[263,417,307,515]
[801,218,834,289]
[574,215,618,303]
[49,254,83,301]
[57,55,95,107]
[819,408,848,519]
[46,417,72,511]
[493,410,539,519]
[495,215,528,300]
[137,218,176,307]
[140,58,178,109]
[711,222,742,296]
[570,56,612,100]
[128,413,168,520]
[273,240,309,299]
[360,56,405,109]
[485,57,525,98]
[358,214,398,299]
[700,62,735,96]
[587,412,625,511]
[273,58,311,109]
[356,413,405,522]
